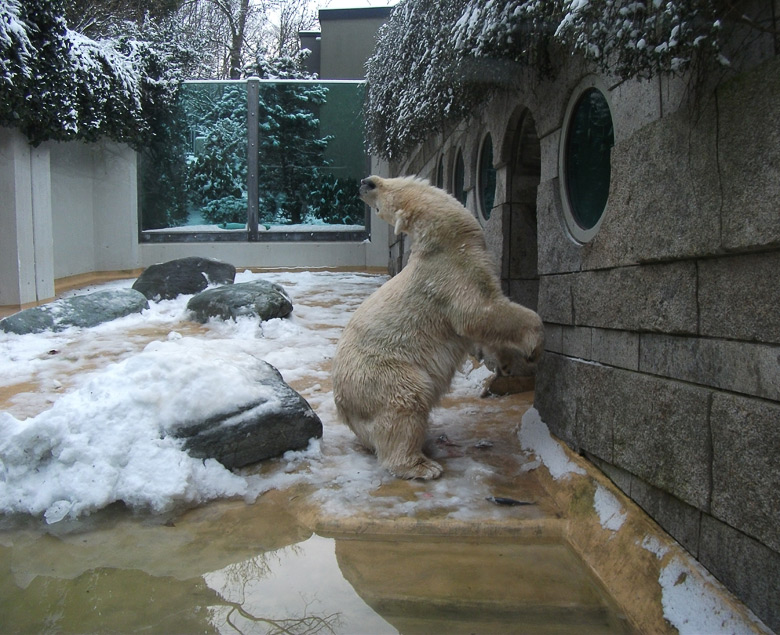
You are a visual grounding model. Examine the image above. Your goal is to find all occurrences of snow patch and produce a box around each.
[659,557,760,634]
[517,408,585,480]
[593,484,627,532]
[0,339,283,522]
[640,534,669,560]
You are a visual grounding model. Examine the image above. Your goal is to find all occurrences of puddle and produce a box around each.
[0,495,631,634]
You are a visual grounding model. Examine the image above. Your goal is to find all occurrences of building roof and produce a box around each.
[318,6,394,21]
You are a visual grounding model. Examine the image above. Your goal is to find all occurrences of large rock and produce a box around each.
[173,361,322,469]
[0,289,149,334]
[187,279,293,323]
[132,257,236,301]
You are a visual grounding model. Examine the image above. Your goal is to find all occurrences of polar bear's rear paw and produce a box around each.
[391,456,443,480]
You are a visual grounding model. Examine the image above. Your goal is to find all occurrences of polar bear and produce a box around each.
[331,175,544,479]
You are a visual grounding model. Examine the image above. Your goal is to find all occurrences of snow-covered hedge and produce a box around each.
[0,0,180,147]
[365,0,724,159]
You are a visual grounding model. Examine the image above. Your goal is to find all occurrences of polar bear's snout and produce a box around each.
[359,177,378,203]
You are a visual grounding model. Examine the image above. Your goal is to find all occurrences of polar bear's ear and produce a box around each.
[393,209,411,235]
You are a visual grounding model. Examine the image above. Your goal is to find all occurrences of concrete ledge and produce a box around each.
[527,419,770,635]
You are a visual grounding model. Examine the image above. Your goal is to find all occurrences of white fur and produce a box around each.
[332,176,544,479]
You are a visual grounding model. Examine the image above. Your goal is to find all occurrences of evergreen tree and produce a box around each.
[254,58,331,225]
[183,83,248,225]
[185,54,346,227]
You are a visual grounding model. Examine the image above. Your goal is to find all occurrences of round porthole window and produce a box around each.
[560,83,614,243]
[478,134,496,221]
[453,149,466,207]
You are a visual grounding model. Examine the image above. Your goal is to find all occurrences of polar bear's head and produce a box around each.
[359,175,478,243]
[359,175,419,234]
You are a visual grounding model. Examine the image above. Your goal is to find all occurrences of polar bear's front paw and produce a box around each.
[392,456,443,480]
[523,325,545,363]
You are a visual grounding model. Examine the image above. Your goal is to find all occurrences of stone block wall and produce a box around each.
[388,22,778,628]
[534,55,780,630]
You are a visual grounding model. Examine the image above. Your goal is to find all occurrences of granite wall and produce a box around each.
[394,38,779,633]
[534,55,780,631]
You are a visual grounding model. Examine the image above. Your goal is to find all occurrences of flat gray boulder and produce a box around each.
[0,289,149,334]
[132,257,236,301]
[187,279,293,323]
[173,361,322,469]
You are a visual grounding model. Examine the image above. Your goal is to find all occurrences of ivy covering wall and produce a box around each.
[0,0,183,148]
[364,0,728,160]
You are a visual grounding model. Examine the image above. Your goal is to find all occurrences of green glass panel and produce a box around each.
[138,80,367,234]
[565,88,614,231]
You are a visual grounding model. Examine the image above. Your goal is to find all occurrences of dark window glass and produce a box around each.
[436,155,444,189]
[479,134,495,220]
[454,150,466,206]
[565,88,614,231]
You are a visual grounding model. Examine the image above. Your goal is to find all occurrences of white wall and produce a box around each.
[49,139,139,279]
[1,127,389,309]
[0,128,54,306]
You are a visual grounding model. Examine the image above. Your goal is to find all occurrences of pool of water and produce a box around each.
[0,494,632,634]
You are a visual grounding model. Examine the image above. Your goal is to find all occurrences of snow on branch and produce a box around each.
[365,0,726,159]
[0,0,181,147]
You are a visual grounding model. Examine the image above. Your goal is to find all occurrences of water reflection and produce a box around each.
[0,501,396,634]
[205,535,395,634]
[0,498,631,634]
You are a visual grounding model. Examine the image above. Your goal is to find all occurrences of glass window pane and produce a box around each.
[138,80,368,241]
[139,81,248,233]
[565,88,614,231]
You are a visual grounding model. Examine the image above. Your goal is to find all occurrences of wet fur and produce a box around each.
[332,175,544,479]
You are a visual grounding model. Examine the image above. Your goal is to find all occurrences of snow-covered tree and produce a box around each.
[364,0,473,161]
[265,0,319,60]
[252,56,331,225]
[0,0,185,147]
[63,0,182,38]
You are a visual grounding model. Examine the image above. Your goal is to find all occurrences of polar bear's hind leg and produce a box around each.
[372,410,443,480]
